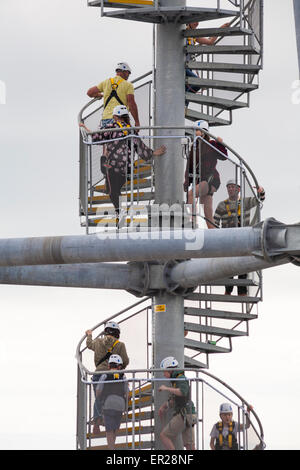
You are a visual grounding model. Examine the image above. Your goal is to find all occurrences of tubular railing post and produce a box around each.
[192,131,196,228]
[201,379,204,450]
[132,374,136,449]
[86,141,91,234]
[130,135,134,211]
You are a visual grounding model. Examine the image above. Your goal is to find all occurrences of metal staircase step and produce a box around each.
[125,410,154,422]
[184,307,257,321]
[184,355,207,369]
[88,0,154,7]
[87,424,154,439]
[129,383,152,398]
[87,440,153,450]
[184,321,247,338]
[199,278,259,287]
[100,7,238,25]
[185,92,247,111]
[183,26,253,38]
[128,394,153,410]
[89,192,155,205]
[95,177,152,193]
[87,217,148,227]
[184,293,261,303]
[184,337,231,354]
[185,108,231,126]
[185,93,249,111]
[186,61,262,74]
[186,77,258,93]
[186,45,260,55]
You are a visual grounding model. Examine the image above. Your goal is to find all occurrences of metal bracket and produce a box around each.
[163,259,196,296]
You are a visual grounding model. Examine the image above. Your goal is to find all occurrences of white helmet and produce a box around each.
[116,62,132,74]
[160,356,179,369]
[194,120,209,131]
[108,354,123,365]
[113,105,129,117]
[226,179,240,187]
[104,321,120,332]
[219,403,233,414]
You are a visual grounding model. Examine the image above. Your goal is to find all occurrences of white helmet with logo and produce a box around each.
[104,321,121,333]
[194,120,209,131]
[113,105,129,117]
[108,354,123,365]
[219,403,233,414]
[160,356,179,369]
[116,62,132,74]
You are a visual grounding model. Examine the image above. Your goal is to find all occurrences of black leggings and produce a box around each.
[105,168,126,214]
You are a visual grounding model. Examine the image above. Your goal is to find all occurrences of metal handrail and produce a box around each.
[78,365,265,450]
[76,296,151,376]
[78,70,152,125]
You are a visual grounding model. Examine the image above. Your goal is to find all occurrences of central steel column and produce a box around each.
[153,0,186,450]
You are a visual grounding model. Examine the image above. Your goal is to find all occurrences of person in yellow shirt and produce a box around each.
[87,62,140,128]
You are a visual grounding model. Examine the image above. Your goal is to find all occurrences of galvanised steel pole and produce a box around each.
[152,0,186,450]
[294,0,300,76]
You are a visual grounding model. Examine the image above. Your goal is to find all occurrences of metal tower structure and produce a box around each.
[1,0,300,451]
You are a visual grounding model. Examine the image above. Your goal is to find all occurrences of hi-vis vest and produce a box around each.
[215,421,238,450]
[104,77,125,109]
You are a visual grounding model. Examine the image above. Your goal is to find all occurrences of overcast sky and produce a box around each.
[0,0,299,450]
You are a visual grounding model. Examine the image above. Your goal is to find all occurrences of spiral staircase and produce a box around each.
[77,0,265,451]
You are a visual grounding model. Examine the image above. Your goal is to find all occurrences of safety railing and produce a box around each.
[78,122,263,234]
[76,364,265,450]
[76,294,265,450]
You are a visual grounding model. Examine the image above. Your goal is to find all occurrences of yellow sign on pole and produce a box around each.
[154,304,166,313]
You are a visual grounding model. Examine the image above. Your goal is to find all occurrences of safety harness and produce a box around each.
[100,371,125,405]
[225,198,241,227]
[216,421,238,450]
[186,36,197,46]
[95,339,120,367]
[170,371,190,414]
[225,199,241,217]
[116,120,131,135]
[104,77,125,109]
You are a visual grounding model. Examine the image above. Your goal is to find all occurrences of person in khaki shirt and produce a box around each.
[85,321,129,435]
[87,62,140,128]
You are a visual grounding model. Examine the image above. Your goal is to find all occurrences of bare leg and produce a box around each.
[200,186,216,229]
[160,430,176,450]
[106,430,117,450]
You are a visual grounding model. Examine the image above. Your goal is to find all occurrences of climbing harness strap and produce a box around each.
[95,339,120,367]
[104,77,125,109]
[187,37,197,46]
[116,120,131,136]
[217,421,235,449]
[225,199,241,217]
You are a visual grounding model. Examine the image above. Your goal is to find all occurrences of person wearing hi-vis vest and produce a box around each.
[86,62,140,128]
[213,180,265,295]
[85,321,129,435]
[80,105,166,219]
[210,403,252,451]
